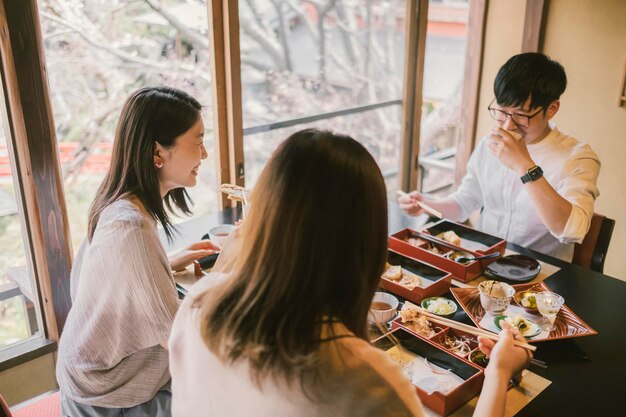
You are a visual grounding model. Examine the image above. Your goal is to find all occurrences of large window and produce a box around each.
[418,0,469,194]
[0,101,43,350]
[238,0,407,192]
[0,0,486,363]
[39,0,217,250]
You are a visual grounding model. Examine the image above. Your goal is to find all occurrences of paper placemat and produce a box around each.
[452,249,560,288]
[422,370,552,417]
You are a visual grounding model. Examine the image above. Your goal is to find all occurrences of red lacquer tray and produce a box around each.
[451,281,598,342]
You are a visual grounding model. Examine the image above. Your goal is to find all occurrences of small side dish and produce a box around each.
[421,297,458,319]
[514,290,539,314]
[469,348,489,367]
[494,314,541,339]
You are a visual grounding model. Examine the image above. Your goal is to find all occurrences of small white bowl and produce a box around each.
[368,292,399,324]
[478,280,515,315]
[208,224,235,247]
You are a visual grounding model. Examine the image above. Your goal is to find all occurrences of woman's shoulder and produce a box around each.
[321,328,424,416]
[98,199,150,229]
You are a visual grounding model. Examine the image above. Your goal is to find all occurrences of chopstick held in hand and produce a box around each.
[396,190,443,219]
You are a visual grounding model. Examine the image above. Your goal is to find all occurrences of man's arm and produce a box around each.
[488,127,576,237]
[520,177,572,236]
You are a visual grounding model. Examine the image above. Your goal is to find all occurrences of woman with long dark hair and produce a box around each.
[57,86,219,416]
[169,129,529,416]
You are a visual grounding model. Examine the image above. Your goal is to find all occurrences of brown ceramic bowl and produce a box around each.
[514,290,539,314]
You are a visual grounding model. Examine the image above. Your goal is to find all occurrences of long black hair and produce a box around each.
[88,86,202,241]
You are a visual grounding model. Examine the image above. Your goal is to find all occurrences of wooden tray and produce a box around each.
[451,282,598,342]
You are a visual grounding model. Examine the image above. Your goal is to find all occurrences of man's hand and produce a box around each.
[398,191,426,216]
[168,240,221,272]
[487,127,536,175]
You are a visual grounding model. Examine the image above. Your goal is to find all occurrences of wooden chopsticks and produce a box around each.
[396,190,443,219]
[414,307,537,352]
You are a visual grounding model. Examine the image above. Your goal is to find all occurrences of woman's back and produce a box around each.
[169,273,424,417]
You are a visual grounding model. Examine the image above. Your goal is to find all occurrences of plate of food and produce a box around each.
[421,297,458,319]
[494,314,541,339]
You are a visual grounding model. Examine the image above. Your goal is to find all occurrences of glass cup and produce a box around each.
[535,292,564,332]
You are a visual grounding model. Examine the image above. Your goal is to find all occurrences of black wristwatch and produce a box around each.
[521,165,543,184]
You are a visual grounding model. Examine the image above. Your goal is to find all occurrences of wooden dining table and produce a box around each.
[167,202,625,416]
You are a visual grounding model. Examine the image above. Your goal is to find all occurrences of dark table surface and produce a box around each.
[503,244,625,416]
[387,203,625,416]
[169,202,625,416]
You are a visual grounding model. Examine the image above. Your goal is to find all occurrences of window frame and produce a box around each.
[0,0,73,350]
[3,0,551,368]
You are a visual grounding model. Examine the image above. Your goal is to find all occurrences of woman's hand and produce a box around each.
[168,240,221,272]
[478,321,532,382]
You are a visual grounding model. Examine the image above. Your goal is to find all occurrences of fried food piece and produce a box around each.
[398,269,421,290]
[382,264,402,281]
[399,302,435,338]
[441,230,462,246]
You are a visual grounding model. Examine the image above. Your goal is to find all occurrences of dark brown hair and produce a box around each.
[196,128,388,385]
[494,52,567,111]
[87,86,202,241]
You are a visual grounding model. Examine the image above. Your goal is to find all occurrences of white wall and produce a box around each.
[542,0,626,279]
[476,0,626,280]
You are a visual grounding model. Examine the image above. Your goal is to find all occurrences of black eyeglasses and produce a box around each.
[487,99,544,127]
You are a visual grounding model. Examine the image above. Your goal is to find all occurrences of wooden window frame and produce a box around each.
[400,0,489,192]
[0,0,490,365]
[0,0,73,345]
[522,0,549,53]
[207,1,245,210]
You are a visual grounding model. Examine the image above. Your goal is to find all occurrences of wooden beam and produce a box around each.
[522,0,549,53]
[0,0,73,340]
[455,0,488,186]
[206,0,244,210]
[400,0,428,192]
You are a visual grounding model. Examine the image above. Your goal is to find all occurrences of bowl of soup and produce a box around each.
[368,292,399,324]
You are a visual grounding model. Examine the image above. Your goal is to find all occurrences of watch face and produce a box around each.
[528,166,543,180]
[521,166,543,184]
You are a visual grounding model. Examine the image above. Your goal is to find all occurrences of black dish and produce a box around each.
[485,254,541,282]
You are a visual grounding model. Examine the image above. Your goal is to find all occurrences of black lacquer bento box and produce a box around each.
[389,220,506,282]
[371,326,484,416]
[379,249,452,304]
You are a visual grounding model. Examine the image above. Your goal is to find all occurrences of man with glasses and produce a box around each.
[399,52,600,261]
